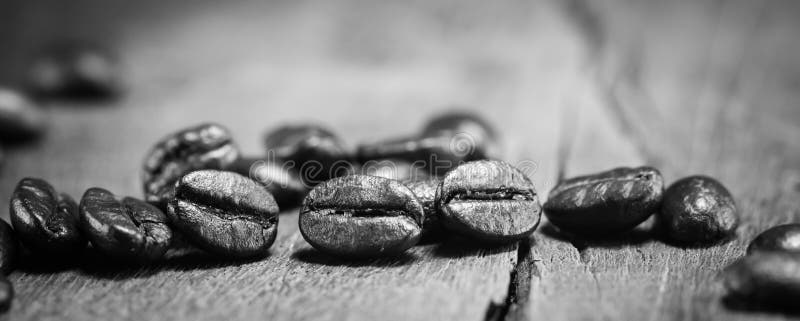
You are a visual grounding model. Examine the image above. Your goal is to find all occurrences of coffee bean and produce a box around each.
[748,224,800,254]
[403,178,443,240]
[229,157,309,209]
[10,178,86,256]
[27,42,122,99]
[0,87,46,142]
[300,175,423,258]
[168,170,279,258]
[544,166,663,237]
[360,159,430,181]
[421,111,497,150]
[79,188,172,262]
[659,176,738,245]
[0,220,17,274]
[0,275,12,313]
[437,160,541,242]
[264,124,350,186]
[143,123,240,210]
[724,252,800,309]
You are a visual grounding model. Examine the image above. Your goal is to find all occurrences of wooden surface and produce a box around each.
[0,0,799,320]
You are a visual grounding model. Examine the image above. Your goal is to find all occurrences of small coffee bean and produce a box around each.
[27,42,122,99]
[229,157,308,209]
[10,178,86,255]
[0,220,17,274]
[360,159,430,181]
[659,176,738,245]
[437,160,541,242]
[0,87,46,142]
[403,178,443,240]
[79,188,172,262]
[264,124,349,186]
[142,123,240,209]
[748,224,800,254]
[168,170,279,258]
[300,175,423,258]
[0,275,12,313]
[544,166,664,237]
[723,252,800,309]
[421,111,497,151]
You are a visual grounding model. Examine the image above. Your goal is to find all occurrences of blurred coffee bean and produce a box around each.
[229,157,308,209]
[169,170,279,258]
[79,188,172,262]
[142,123,240,210]
[0,87,46,142]
[438,160,541,242]
[27,42,122,99]
[403,178,443,241]
[300,175,423,258]
[544,166,664,237]
[748,224,800,254]
[421,111,497,150]
[0,220,17,275]
[659,176,738,245]
[264,124,350,186]
[10,178,86,256]
[0,276,11,313]
[724,252,800,310]
[360,159,429,181]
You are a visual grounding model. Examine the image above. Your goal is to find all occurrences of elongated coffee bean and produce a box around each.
[438,160,541,242]
[403,178,443,240]
[27,42,122,99]
[0,275,11,313]
[544,166,663,237]
[748,224,800,254]
[0,88,46,142]
[264,124,349,185]
[10,178,86,255]
[0,220,17,274]
[169,170,279,258]
[659,176,738,245]
[229,157,308,209]
[300,175,423,258]
[80,188,172,262]
[361,159,430,181]
[143,123,240,209]
[724,252,800,309]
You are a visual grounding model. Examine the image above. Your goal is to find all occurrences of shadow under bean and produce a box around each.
[291,248,419,267]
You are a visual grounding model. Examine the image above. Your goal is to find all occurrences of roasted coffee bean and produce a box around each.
[264,124,349,185]
[403,178,443,240]
[659,176,738,245]
[544,166,663,237]
[79,188,172,262]
[229,157,308,209]
[748,224,800,254]
[10,178,85,255]
[437,160,541,242]
[360,159,430,181]
[357,111,497,177]
[169,170,279,258]
[724,252,800,309]
[0,220,17,274]
[300,175,423,258]
[27,42,122,99]
[142,123,240,209]
[0,275,11,313]
[0,87,46,142]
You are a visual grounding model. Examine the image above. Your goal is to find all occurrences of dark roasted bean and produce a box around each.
[403,178,443,240]
[748,224,800,254]
[79,188,172,262]
[0,275,11,313]
[264,124,349,186]
[0,88,46,142]
[659,176,738,245]
[724,252,800,309]
[27,42,122,99]
[544,166,664,237]
[437,160,541,242]
[300,175,423,258]
[10,178,85,255]
[0,220,17,275]
[168,170,279,258]
[142,123,240,210]
[361,159,430,181]
[229,157,309,209]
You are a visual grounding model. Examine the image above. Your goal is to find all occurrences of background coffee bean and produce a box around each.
[229,157,309,209]
[544,166,664,237]
[142,123,240,210]
[169,170,279,258]
[723,252,800,309]
[79,188,172,262]
[437,160,541,242]
[0,275,12,313]
[403,178,443,241]
[748,224,800,254]
[0,87,46,142]
[421,110,498,154]
[27,42,122,100]
[0,220,17,275]
[360,159,430,181]
[658,176,738,245]
[300,175,423,258]
[264,124,350,186]
[10,178,86,256]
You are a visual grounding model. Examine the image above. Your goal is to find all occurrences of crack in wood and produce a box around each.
[483,238,534,321]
